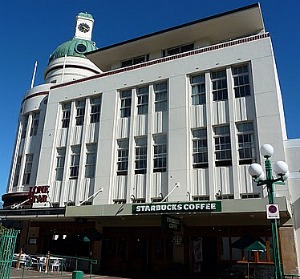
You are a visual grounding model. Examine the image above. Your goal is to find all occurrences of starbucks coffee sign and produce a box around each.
[132,201,221,214]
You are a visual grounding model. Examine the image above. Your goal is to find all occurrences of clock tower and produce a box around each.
[74,12,94,40]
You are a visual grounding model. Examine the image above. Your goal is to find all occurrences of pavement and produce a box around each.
[9,267,131,279]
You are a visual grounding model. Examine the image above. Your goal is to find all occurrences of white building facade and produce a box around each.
[2,4,300,277]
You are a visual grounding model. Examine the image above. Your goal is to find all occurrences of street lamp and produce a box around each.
[248,144,289,279]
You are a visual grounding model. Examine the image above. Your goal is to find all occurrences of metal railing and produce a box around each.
[0,228,19,279]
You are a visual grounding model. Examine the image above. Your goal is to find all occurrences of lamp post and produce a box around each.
[248,144,289,279]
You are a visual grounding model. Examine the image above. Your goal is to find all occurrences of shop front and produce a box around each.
[0,197,296,277]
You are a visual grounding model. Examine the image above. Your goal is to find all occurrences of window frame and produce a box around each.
[137,86,149,115]
[135,137,147,174]
[55,148,66,181]
[120,90,132,118]
[214,125,232,166]
[233,64,251,98]
[211,69,228,101]
[154,82,168,112]
[22,154,33,185]
[85,144,97,178]
[117,139,129,175]
[192,128,208,168]
[191,74,206,105]
[153,134,167,173]
[62,103,71,128]
[13,156,22,186]
[30,112,40,136]
[163,43,194,57]
[75,100,86,126]
[70,146,81,179]
[90,97,101,123]
[237,122,256,165]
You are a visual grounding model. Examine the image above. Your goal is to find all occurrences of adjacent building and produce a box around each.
[1,3,300,277]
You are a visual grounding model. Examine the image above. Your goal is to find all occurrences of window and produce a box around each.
[70,146,81,179]
[90,97,101,123]
[191,74,206,105]
[233,65,251,98]
[121,54,149,68]
[153,134,167,172]
[241,193,260,199]
[137,86,149,115]
[214,125,232,166]
[113,199,126,204]
[21,116,28,139]
[85,144,97,178]
[120,90,132,118]
[163,43,194,57]
[216,194,234,200]
[22,154,33,185]
[117,139,129,175]
[154,82,167,112]
[135,137,147,174]
[62,103,71,128]
[211,70,228,101]
[30,112,40,136]
[192,128,208,168]
[193,195,209,201]
[75,100,85,126]
[13,156,22,186]
[55,148,66,181]
[237,122,255,164]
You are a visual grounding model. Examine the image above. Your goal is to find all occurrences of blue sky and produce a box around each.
[1,0,299,199]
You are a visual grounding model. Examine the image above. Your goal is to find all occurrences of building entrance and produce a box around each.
[101,227,174,277]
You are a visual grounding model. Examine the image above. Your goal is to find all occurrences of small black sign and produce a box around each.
[161,215,181,231]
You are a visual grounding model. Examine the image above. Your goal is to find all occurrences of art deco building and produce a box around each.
[2,4,300,277]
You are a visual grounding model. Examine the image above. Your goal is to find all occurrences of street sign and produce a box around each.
[266,204,280,219]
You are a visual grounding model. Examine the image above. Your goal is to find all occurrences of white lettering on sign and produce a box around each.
[133,202,220,214]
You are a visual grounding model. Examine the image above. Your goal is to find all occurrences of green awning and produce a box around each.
[232,236,266,252]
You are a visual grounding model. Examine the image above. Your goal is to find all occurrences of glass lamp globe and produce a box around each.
[261,144,274,158]
[248,163,263,178]
[258,171,266,180]
[273,161,289,176]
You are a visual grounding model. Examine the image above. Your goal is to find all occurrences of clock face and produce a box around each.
[78,23,90,33]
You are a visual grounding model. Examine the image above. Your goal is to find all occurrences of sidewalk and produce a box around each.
[9,267,131,279]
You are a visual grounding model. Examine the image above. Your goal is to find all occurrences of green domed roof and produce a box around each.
[48,38,97,63]
[78,12,93,19]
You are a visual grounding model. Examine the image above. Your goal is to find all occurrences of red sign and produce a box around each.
[28,186,50,203]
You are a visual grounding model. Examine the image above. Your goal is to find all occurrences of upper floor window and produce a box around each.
[121,54,149,68]
[62,103,71,128]
[191,74,206,105]
[22,154,33,185]
[135,137,147,174]
[192,128,208,168]
[13,156,22,187]
[85,144,97,178]
[55,148,66,181]
[90,97,101,123]
[211,70,228,101]
[137,86,149,115]
[214,125,231,166]
[237,122,255,164]
[153,134,167,172]
[233,65,251,98]
[117,139,129,175]
[154,82,168,112]
[21,116,29,139]
[163,43,194,57]
[70,145,81,179]
[120,90,132,118]
[76,100,85,126]
[30,112,40,136]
